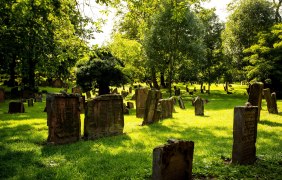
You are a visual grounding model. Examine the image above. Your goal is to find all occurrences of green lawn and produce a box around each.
[0,84,281,179]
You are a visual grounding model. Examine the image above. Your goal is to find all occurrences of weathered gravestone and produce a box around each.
[127,102,134,109]
[46,93,81,144]
[84,94,124,140]
[263,88,277,114]
[28,99,34,107]
[135,87,149,118]
[175,88,181,96]
[34,93,43,102]
[232,105,258,165]
[178,96,185,109]
[194,96,204,116]
[271,92,279,114]
[0,88,5,102]
[72,86,82,95]
[142,90,162,125]
[159,97,174,120]
[52,78,64,88]
[248,82,263,122]
[152,140,194,180]
[8,102,25,113]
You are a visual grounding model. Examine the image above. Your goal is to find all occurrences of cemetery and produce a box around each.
[1,0,282,179]
[0,83,281,179]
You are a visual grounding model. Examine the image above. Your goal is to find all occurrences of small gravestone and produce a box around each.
[178,96,185,109]
[135,87,149,118]
[159,98,174,119]
[175,88,181,96]
[72,86,82,95]
[84,94,124,140]
[86,91,91,99]
[142,90,162,125]
[194,96,204,116]
[248,82,263,122]
[232,105,258,165]
[123,103,129,114]
[263,88,274,113]
[8,102,25,113]
[0,88,5,102]
[271,92,278,114]
[28,99,34,107]
[129,87,132,94]
[46,93,81,144]
[127,102,134,109]
[152,140,194,180]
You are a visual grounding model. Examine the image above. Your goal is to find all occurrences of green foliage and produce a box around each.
[76,48,128,94]
[0,85,281,179]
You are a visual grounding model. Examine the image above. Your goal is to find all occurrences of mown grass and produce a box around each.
[0,83,281,179]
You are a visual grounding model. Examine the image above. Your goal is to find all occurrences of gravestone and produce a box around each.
[178,96,185,109]
[127,102,134,109]
[46,93,81,144]
[86,91,91,99]
[152,140,194,180]
[123,103,129,114]
[28,99,34,107]
[52,78,64,88]
[142,90,162,125]
[34,93,43,102]
[248,82,263,121]
[194,96,204,116]
[159,98,174,119]
[8,102,25,113]
[232,106,258,165]
[129,87,133,94]
[186,86,189,93]
[0,88,5,102]
[84,94,124,139]
[263,88,274,113]
[121,90,128,98]
[174,88,181,96]
[72,86,82,95]
[135,87,149,118]
[271,92,278,114]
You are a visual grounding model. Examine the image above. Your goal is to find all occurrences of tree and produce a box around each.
[76,48,128,95]
[144,0,205,96]
[244,23,282,97]
[222,0,275,81]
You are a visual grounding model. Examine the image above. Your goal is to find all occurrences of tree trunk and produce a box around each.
[160,71,166,88]
[151,67,159,89]
[28,58,36,90]
[8,57,16,87]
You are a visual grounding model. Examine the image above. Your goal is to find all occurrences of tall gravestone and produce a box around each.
[84,94,124,139]
[248,82,263,122]
[194,96,204,116]
[152,140,194,180]
[142,90,162,125]
[271,92,279,114]
[135,87,149,118]
[263,88,275,114]
[46,93,81,144]
[0,88,5,102]
[232,106,258,165]
[159,98,174,120]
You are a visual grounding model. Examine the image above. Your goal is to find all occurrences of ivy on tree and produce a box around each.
[76,49,128,95]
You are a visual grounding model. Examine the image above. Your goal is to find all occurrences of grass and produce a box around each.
[0,83,281,179]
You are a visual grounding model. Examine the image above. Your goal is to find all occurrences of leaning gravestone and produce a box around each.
[142,90,162,125]
[0,88,5,102]
[135,87,149,118]
[263,88,276,114]
[159,97,174,119]
[271,92,279,114]
[46,93,81,144]
[8,102,25,113]
[248,82,263,122]
[152,140,194,180]
[194,96,204,116]
[84,94,124,140]
[178,96,185,109]
[232,105,258,165]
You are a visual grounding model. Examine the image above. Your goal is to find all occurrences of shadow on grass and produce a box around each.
[259,120,282,127]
